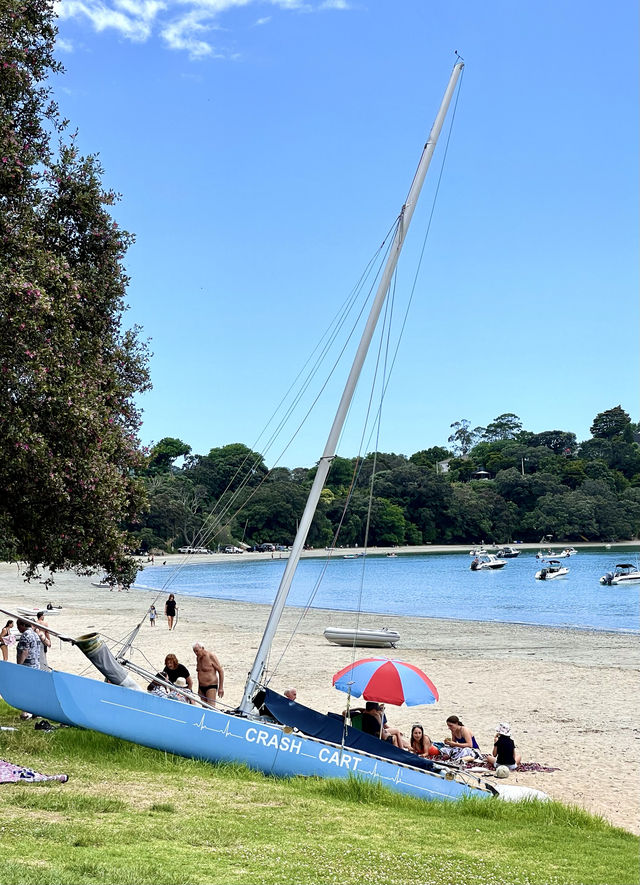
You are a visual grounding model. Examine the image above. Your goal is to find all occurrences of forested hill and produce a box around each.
[133,407,640,552]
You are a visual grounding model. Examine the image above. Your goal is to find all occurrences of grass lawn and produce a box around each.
[0,703,637,885]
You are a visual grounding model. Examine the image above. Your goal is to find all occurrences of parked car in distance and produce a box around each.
[257,543,275,552]
[223,546,243,554]
[178,546,211,554]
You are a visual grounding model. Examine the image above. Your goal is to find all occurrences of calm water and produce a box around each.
[137,549,640,633]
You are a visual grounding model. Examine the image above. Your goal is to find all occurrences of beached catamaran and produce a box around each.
[0,62,541,805]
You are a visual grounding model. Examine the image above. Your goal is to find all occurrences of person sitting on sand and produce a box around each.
[442,714,481,761]
[349,702,411,750]
[485,722,521,770]
[147,673,188,703]
[410,724,439,757]
[147,673,169,696]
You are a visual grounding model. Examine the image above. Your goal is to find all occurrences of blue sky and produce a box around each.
[54,0,638,468]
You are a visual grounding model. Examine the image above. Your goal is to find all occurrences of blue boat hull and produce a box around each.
[0,663,491,803]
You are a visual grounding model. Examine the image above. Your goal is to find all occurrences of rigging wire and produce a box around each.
[258,70,465,686]
[148,223,400,595]
[268,268,398,681]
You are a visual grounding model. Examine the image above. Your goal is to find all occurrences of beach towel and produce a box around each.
[0,759,68,784]
[460,759,559,774]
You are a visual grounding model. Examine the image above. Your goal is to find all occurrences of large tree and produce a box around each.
[590,406,631,440]
[0,1,150,585]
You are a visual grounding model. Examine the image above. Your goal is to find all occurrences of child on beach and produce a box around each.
[149,605,157,627]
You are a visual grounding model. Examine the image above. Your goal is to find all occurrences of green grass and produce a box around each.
[0,703,637,885]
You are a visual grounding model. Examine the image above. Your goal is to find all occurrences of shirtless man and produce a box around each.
[193,642,224,706]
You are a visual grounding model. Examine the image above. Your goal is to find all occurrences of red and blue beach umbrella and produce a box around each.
[332,657,439,707]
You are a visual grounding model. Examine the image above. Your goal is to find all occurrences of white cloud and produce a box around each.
[56,36,75,51]
[161,11,215,58]
[56,0,351,57]
[57,0,163,41]
[253,16,272,26]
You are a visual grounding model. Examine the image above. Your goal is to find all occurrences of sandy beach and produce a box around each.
[0,557,638,835]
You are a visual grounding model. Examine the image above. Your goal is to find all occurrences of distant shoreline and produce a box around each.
[135,539,639,568]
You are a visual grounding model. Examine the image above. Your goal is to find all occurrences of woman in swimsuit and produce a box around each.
[410,724,439,757]
[0,621,14,661]
[443,714,481,761]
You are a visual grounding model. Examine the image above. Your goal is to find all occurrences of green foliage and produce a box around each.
[590,405,631,439]
[146,437,191,475]
[409,445,451,468]
[136,403,640,548]
[185,443,267,501]
[480,412,523,441]
[0,0,150,586]
[447,419,479,456]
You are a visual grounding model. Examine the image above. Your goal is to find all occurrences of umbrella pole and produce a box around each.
[341,691,353,750]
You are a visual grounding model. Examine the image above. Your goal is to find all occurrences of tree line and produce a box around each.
[134,407,640,552]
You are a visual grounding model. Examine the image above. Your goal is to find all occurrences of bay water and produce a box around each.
[138,548,639,633]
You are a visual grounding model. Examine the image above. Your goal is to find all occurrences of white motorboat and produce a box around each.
[560,547,578,556]
[535,560,569,580]
[536,549,558,559]
[599,564,640,586]
[323,627,400,648]
[470,553,507,571]
[496,545,519,558]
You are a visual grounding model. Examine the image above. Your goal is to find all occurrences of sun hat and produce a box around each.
[175,677,188,688]
[497,722,511,736]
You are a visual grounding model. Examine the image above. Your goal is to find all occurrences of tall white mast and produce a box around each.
[239,61,464,713]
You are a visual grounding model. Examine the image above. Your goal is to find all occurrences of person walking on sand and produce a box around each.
[149,605,157,627]
[193,643,224,706]
[165,594,177,630]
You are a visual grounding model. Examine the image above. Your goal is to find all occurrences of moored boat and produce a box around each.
[323,627,400,648]
[599,563,640,586]
[535,560,569,580]
[496,546,519,558]
[470,553,507,571]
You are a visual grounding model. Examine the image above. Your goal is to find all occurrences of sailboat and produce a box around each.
[0,62,542,806]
